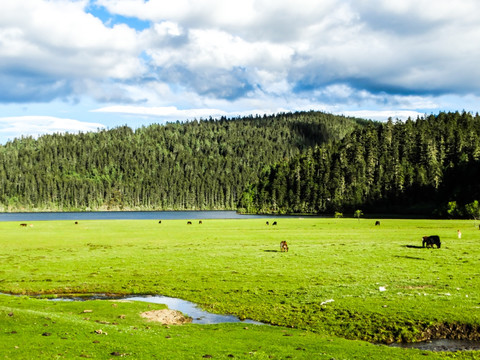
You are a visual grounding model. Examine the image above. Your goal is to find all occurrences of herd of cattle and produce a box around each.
[186,220,202,225]
[18,219,451,251]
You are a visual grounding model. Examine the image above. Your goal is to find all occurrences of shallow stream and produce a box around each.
[3,292,479,351]
[389,339,480,352]
[123,295,263,325]
[53,294,480,351]
[41,293,263,325]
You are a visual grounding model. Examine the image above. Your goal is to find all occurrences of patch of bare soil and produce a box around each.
[390,339,480,352]
[420,322,480,342]
[140,309,192,325]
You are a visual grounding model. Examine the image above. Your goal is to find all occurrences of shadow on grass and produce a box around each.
[394,255,426,261]
[263,250,280,252]
[397,245,426,260]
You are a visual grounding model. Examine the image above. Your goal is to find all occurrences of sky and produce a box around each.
[1,0,479,144]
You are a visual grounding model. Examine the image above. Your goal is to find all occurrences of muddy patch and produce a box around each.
[389,339,480,352]
[419,322,480,342]
[384,322,480,352]
[141,309,192,325]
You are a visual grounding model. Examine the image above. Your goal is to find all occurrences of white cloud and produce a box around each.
[92,105,228,119]
[95,0,480,102]
[0,0,143,81]
[0,116,105,141]
[1,0,480,137]
[91,103,298,121]
[154,21,183,37]
[339,110,425,122]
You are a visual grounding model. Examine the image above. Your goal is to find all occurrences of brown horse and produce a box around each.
[280,241,289,252]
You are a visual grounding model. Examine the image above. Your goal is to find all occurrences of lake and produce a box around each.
[0,210,271,222]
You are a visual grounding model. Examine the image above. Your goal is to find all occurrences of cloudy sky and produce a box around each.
[0,0,479,143]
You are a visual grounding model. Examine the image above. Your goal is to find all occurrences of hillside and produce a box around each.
[240,111,480,217]
[0,111,362,211]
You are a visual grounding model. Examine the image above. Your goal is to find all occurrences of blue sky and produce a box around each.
[1,0,479,143]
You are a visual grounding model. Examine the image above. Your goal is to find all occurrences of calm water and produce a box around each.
[0,210,270,222]
[125,295,264,325]
[389,339,480,352]
[1,293,263,325]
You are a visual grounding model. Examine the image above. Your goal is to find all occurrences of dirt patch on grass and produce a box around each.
[140,309,192,325]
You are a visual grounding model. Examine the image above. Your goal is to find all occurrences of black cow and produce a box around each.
[158,220,162,224]
[422,235,441,248]
[266,221,269,225]
[75,221,78,225]
[20,223,27,227]
[272,221,277,226]
[375,221,380,226]
[199,220,202,224]
[187,221,192,225]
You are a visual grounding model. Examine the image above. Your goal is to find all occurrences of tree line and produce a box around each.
[239,111,480,217]
[0,111,362,211]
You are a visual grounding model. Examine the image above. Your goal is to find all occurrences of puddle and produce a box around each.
[123,295,264,325]
[1,293,263,325]
[389,339,480,352]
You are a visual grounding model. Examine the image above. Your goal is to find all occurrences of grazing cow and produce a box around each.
[422,235,441,248]
[272,221,277,226]
[75,221,78,225]
[187,221,192,225]
[266,221,269,225]
[375,221,380,226]
[158,220,162,224]
[280,241,288,252]
[199,220,202,224]
[20,223,27,227]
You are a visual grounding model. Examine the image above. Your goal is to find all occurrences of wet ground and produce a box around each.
[6,293,264,325]
[123,295,264,325]
[389,339,480,352]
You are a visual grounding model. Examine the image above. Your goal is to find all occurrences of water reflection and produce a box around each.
[0,210,271,222]
[125,295,264,325]
[0,292,263,325]
[389,339,480,352]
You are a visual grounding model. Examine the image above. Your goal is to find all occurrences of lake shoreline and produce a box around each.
[0,210,274,222]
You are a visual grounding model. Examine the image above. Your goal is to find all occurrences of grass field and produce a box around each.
[1,217,479,359]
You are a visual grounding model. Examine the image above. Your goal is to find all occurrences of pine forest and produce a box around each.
[1,111,479,218]
[0,112,361,212]
[240,111,480,217]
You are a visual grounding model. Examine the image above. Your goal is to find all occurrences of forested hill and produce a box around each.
[240,111,480,217]
[0,111,364,211]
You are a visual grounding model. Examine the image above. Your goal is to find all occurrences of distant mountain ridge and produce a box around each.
[0,111,363,212]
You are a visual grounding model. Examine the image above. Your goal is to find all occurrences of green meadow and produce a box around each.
[1,218,479,359]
